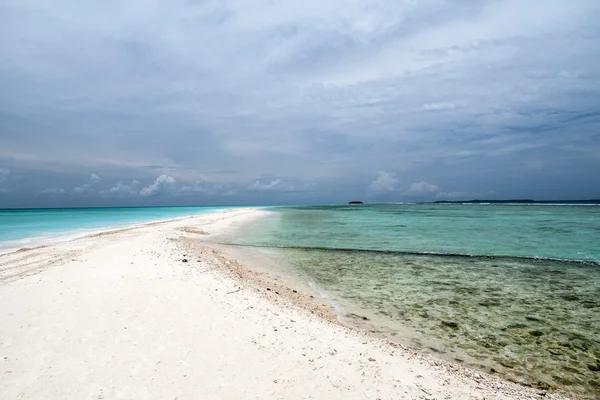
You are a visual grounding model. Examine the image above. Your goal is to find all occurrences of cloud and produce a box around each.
[73,173,101,194]
[107,180,139,196]
[0,168,9,182]
[140,175,176,197]
[408,181,440,194]
[180,184,210,193]
[369,172,400,193]
[40,188,66,194]
[73,186,87,194]
[436,191,468,199]
[180,175,212,194]
[249,179,282,191]
[436,190,495,200]
[0,1,599,206]
[422,103,463,111]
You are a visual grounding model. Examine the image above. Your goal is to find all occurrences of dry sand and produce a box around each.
[0,208,568,399]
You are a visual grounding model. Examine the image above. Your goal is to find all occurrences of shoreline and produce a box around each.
[192,223,576,397]
[0,207,239,255]
[0,208,569,399]
[0,208,241,256]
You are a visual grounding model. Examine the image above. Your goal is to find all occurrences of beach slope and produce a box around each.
[0,208,560,399]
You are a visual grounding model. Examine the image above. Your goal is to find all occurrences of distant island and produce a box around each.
[349,201,364,204]
[433,199,600,205]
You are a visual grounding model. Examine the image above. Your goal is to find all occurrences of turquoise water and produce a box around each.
[223,204,600,398]
[235,204,600,263]
[0,206,229,252]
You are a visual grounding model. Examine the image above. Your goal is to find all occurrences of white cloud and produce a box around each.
[107,180,139,196]
[140,175,175,196]
[369,171,399,192]
[249,179,282,191]
[436,191,468,199]
[408,181,440,194]
[40,188,66,194]
[180,176,212,193]
[422,102,463,111]
[74,173,101,194]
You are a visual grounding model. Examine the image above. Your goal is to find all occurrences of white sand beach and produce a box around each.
[0,208,564,399]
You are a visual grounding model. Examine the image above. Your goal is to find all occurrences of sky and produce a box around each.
[1,0,599,207]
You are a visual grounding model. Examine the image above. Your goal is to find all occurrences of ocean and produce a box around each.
[0,206,229,253]
[217,204,600,399]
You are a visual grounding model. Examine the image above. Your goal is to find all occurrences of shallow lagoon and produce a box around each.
[224,204,600,398]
